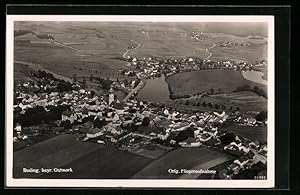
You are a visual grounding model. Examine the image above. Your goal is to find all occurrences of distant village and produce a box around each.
[13,54,268,179]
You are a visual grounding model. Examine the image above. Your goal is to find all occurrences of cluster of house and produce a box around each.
[189,32,210,41]
[222,135,267,178]
[218,41,251,47]
[123,54,267,79]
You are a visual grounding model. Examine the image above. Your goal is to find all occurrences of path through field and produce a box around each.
[205,44,216,60]
[122,40,142,58]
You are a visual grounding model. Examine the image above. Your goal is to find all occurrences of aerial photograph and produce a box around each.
[12,20,268,180]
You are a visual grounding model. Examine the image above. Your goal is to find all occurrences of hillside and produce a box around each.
[14,21,268,81]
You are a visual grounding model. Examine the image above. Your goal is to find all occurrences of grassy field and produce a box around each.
[175,90,267,114]
[219,124,267,143]
[166,69,265,97]
[41,146,153,179]
[13,134,153,179]
[129,143,173,159]
[13,135,106,178]
[14,22,267,82]
[132,147,234,179]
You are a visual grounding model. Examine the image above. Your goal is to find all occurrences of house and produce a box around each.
[253,154,267,164]
[14,123,22,133]
[249,141,260,149]
[62,110,77,124]
[247,150,256,159]
[205,138,220,147]
[234,156,250,168]
[229,163,240,175]
[86,127,103,138]
[238,145,250,153]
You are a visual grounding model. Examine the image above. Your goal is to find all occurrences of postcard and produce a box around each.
[6,15,274,188]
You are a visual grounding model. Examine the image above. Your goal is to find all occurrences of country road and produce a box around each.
[49,39,80,52]
[205,44,216,60]
[123,79,146,102]
[123,40,142,58]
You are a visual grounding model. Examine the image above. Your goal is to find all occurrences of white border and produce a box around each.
[6,15,275,188]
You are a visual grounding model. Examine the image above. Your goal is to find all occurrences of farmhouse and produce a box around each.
[86,127,103,138]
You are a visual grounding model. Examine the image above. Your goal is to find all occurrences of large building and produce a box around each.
[108,88,115,105]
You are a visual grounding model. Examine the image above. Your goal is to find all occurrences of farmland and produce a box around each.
[42,146,153,179]
[132,147,234,179]
[13,134,154,179]
[13,135,106,178]
[14,22,268,82]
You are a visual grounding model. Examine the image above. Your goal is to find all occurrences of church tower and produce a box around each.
[108,88,115,105]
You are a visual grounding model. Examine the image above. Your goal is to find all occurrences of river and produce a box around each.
[241,70,267,85]
[136,75,172,103]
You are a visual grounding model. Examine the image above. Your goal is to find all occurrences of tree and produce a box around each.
[72,74,77,83]
[185,100,190,105]
[214,104,220,109]
[90,90,96,97]
[90,74,94,81]
[210,88,214,94]
[220,133,236,146]
[217,88,222,94]
[255,111,267,122]
[142,117,150,126]
[202,102,207,107]
[82,78,87,87]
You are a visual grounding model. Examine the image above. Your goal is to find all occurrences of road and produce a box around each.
[205,44,216,60]
[123,40,142,59]
[122,79,146,102]
[48,39,80,52]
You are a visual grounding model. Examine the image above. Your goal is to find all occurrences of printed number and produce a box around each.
[254,176,266,180]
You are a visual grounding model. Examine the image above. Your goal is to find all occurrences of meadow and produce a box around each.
[166,69,264,97]
[132,147,234,179]
[42,146,153,179]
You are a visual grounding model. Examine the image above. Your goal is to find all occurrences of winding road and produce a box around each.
[205,44,216,60]
[123,40,142,59]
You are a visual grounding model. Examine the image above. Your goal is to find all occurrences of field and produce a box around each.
[129,143,173,159]
[13,135,153,179]
[132,147,234,179]
[166,69,265,97]
[42,146,153,179]
[219,124,267,143]
[14,22,267,82]
[13,135,105,178]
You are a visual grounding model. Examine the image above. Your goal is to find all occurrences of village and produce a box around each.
[13,54,268,179]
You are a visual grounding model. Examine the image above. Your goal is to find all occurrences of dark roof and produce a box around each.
[205,138,220,146]
[113,102,125,110]
[88,101,97,105]
[62,110,72,117]
[88,128,102,134]
[82,107,89,115]
[237,155,249,163]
